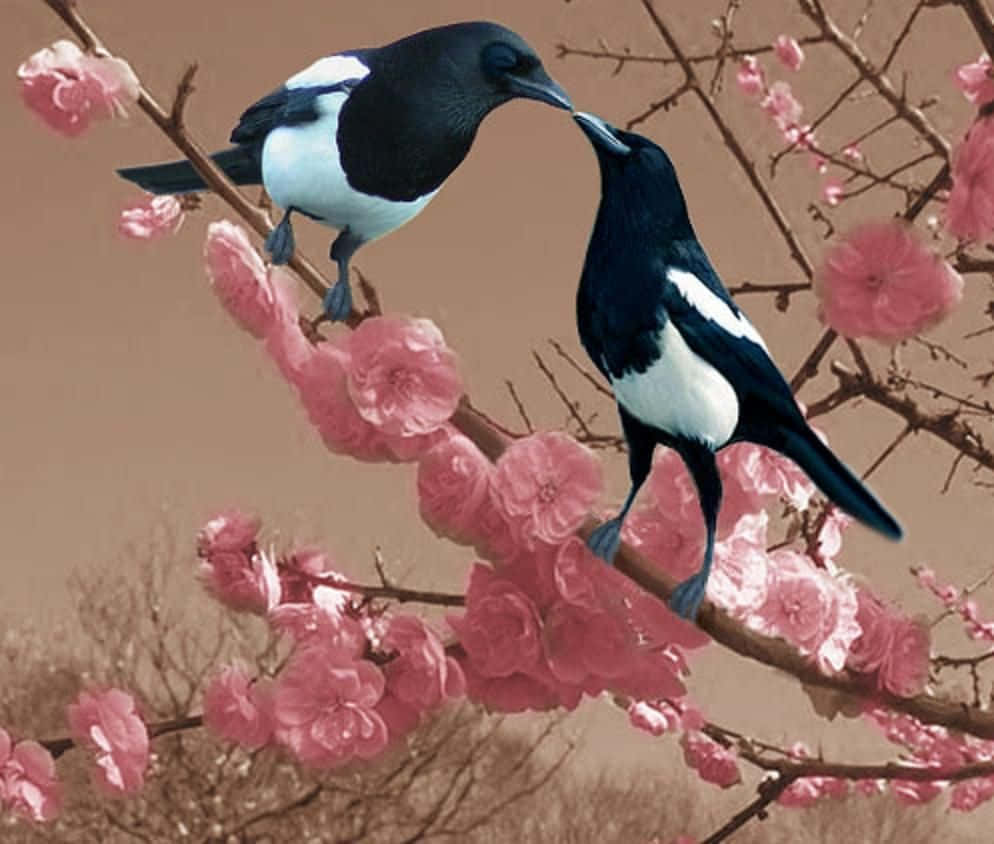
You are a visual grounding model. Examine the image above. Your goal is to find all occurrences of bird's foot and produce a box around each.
[322,279,354,322]
[669,571,710,621]
[265,215,295,265]
[586,517,623,565]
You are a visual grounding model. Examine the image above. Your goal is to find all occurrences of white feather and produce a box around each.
[610,320,739,448]
[286,55,370,89]
[261,91,438,243]
[667,268,767,350]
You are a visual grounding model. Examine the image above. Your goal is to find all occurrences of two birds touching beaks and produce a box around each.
[119,21,903,622]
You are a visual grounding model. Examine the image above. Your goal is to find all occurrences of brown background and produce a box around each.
[4,0,992,836]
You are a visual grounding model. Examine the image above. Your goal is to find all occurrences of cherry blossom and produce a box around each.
[736,55,765,96]
[346,316,462,437]
[954,54,994,107]
[202,664,274,750]
[491,432,602,548]
[680,731,741,788]
[0,729,61,822]
[947,117,994,242]
[118,194,184,240]
[67,689,149,797]
[815,221,964,343]
[205,221,296,338]
[417,434,494,545]
[761,81,803,132]
[18,40,139,136]
[382,615,465,713]
[272,642,388,768]
[773,35,805,71]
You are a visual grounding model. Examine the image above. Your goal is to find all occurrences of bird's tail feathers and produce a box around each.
[117,147,261,195]
[779,426,903,541]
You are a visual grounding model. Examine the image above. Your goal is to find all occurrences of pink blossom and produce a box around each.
[67,689,149,797]
[496,542,561,610]
[628,700,682,736]
[285,335,388,460]
[205,221,295,338]
[18,40,139,137]
[542,599,635,685]
[842,144,863,162]
[492,432,602,548]
[118,195,184,240]
[754,550,860,673]
[891,778,944,805]
[197,509,261,556]
[947,118,994,241]
[773,35,805,71]
[955,54,994,107]
[816,221,964,343]
[814,507,852,565]
[0,729,61,822]
[680,731,741,788]
[458,659,563,713]
[950,775,994,811]
[276,546,331,604]
[448,564,542,678]
[719,443,815,513]
[268,583,365,652]
[761,81,803,131]
[707,511,769,618]
[878,616,930,697]
[736,55,765,96]
[202,664,274,750]
[346,316,462,437]
[382,615,465,712]
[417,434,493,545]
[823,179,844,206]
[846,588,893,675]
[272,642,388,767]
[779,776,848,808]
[198,547,281,614]
[472,497,520,562]
[553,537,603,613]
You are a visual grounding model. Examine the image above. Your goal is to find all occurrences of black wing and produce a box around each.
[229,80,361,146]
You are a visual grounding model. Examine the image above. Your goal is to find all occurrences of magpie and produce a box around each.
[118,21,572,321]
[571,111,902,621]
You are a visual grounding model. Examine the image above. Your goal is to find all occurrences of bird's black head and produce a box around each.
[387,22,571,115]
[573,111,692,238]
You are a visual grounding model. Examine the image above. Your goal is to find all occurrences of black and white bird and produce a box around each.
[118,21,572,321]
[571,111,902,620]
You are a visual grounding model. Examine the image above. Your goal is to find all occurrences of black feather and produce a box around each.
[117,147,261,195]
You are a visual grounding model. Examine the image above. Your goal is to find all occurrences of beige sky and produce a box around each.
[4,0,993,834]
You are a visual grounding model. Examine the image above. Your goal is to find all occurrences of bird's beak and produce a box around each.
[573,111,632,156]
[505,68,573,111]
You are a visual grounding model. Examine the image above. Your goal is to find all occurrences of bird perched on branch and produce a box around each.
[571,111,902,621]
[118,21,571,321]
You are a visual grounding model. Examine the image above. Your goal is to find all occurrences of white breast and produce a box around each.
[261,60,438,243]
[610,321,740,448]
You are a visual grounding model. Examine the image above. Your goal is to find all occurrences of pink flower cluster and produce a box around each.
[680,731,741,788]
[18,40,139,137]
[845,588,930,697]
[816,221,964,343]
[954,54,994,107]
[866,707,994,810]
[67,689,149,797]
[777,743,848,808]
[119,195,185,240]
[0,729,60,822]
[735,41,812,149]
[203,221,462,463]
[196,512,463,767]
[947,117,994,242]
[917,566,994,643]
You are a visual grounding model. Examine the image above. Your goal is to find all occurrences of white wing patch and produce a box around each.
[610,321,739,448]
[286,54,370,89]
[667,268,768,351]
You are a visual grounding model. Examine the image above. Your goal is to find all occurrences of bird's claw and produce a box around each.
[668,571,709,621]
[586,517,623,565]
[322,279,354,322]
[265,215,295,265]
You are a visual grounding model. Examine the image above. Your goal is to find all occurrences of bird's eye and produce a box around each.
[482,42,521,77]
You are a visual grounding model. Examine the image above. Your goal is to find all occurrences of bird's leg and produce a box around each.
[264,207,296,265]
[587,409,655,564]
[669,442,721,621]
[322,228,364,322]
